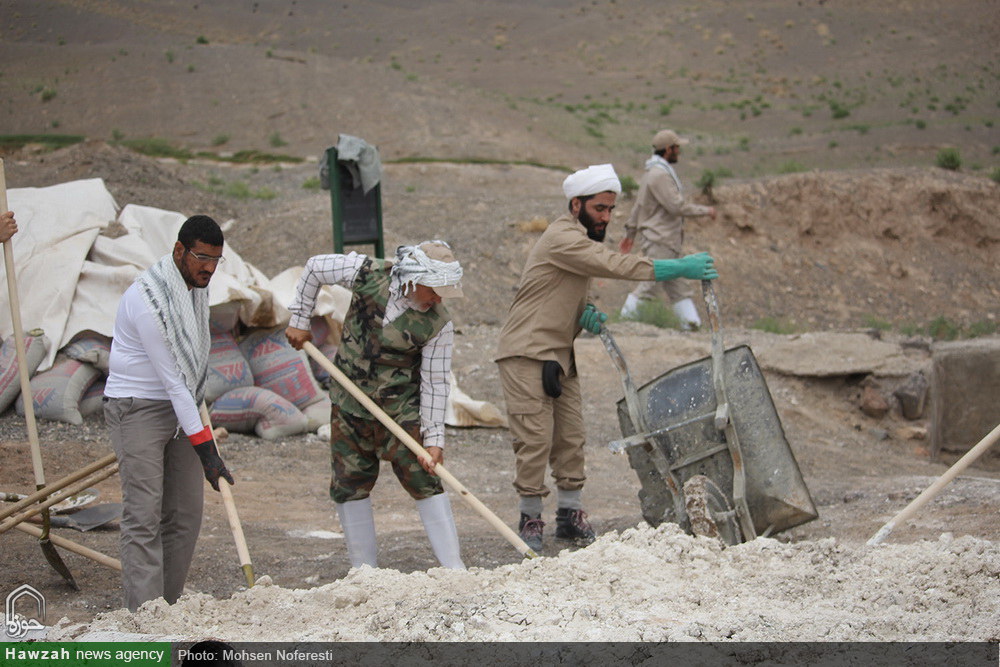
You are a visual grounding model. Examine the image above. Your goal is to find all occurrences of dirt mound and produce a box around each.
[46,524,1000,642]
[718,168,1000,248]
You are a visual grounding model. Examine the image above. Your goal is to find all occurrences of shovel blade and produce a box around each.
[38,530,80,590]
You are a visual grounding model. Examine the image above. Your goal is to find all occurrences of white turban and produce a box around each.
[562,163,622,200]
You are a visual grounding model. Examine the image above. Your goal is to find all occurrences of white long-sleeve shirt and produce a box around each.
[105,282,204,436]
[288,252,453,448]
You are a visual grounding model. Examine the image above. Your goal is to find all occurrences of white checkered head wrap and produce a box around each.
[390,240,464,298]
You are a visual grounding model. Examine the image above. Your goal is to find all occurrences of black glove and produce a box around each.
[192,439,235,492]
[542,360,563,398]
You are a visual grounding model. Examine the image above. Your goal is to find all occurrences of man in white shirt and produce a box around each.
[285,241,465,570]
[104,215,234,611]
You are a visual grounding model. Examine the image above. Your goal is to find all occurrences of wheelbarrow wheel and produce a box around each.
[683,475,742,546]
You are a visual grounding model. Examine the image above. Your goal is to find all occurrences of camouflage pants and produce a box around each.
[328,404,443,503]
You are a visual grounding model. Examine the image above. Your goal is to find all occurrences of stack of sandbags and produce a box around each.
[208,320,331,440]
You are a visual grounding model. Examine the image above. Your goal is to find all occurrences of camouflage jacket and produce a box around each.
[332,257,450,423]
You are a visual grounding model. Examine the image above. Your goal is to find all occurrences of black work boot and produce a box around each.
[518,513,544,553]
[554,507,596,546]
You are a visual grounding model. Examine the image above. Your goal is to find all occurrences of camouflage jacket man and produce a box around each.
[287,252,453,448]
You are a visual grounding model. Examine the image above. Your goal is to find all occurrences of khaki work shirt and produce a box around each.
[496,214,654,373]
[624,161,712,250]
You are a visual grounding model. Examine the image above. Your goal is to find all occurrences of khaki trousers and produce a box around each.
[104,397,204,612]
[628,239,692,304]
[497,356,586,498]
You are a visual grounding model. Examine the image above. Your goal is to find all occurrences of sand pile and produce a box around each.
[48,523,999,642]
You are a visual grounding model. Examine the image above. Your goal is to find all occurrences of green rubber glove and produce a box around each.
[653,252,718,281]
[578,304,608,334]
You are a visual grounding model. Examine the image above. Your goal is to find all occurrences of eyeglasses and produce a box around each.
[184,248,226,265]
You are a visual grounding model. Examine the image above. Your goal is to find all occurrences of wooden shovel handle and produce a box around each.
[1,159,46,490]
[200,403,255,588]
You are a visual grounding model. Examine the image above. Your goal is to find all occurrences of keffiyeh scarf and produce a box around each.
[136,253,210,404]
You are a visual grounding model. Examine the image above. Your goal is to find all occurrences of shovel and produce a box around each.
[1,158,79,589]
[31,503,122,532]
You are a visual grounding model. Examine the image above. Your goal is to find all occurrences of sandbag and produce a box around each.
[79,378,106,417]
[0,329,49,414]
[61,330,112,374]
[210,386,309,440]
[204,329,254,403]
[303,396,332,432]
[16,355,100,425]
[238,326,324,409]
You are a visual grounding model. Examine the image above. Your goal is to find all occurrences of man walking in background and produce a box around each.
[104,215,234,611]
[496,164,718,552]
[619,129,717,330]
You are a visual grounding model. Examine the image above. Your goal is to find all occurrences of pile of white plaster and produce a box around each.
[49,524,999,642]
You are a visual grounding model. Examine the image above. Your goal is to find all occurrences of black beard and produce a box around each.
[578,206,606,242]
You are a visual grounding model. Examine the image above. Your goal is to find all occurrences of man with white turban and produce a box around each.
[286,241,465,570]
[495,164,718,552]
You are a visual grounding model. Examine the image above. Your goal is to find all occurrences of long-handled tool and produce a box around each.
[14,522,121,571]
[0,462,119,535]
[302,341,538,559]
[867,422,1000,546]
[0,453,117,523]
[199,403,255,588]
[1,158,79,589]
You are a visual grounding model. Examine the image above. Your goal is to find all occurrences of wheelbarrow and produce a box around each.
[601,280,818,545]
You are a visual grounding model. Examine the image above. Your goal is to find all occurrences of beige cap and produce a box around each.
[652,129,689,151]
[418,241,464,298]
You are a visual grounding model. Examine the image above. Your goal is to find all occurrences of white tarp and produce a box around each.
[1,178,504,428]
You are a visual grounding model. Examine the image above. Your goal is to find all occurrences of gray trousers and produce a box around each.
[104,397,204,612]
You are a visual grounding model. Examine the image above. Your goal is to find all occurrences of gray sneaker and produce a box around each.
[518,513,544,552]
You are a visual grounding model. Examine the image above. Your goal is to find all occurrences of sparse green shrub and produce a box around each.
[752,316,798,334]
[829,100,850,119]
[619,298,681,329]
[211,134,229,147]
[196,35,209,45]
[0,134,85,152]
[619,175,638,198]
[967,320,998,338]
[165,51,175,63]
[915,119,926,130]
[269,132,287,148]
[935,147,961,171]
[927,316,960,341]
[862,315,892,331]
[120,137,192,160]
[778,160,806,174]
[302,177,321,190]
[990,167,1000,183]
[111,129,124,141]
[40,87,57,102]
